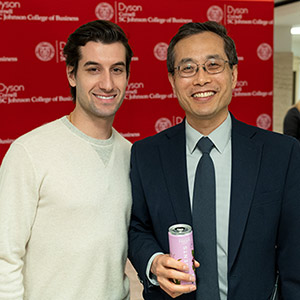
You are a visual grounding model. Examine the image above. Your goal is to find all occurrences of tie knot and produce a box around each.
[197,137,214,154]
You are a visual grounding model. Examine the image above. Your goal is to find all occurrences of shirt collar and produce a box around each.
[186,113,232,154]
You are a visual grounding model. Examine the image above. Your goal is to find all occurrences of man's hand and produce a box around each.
[151,254,199,298]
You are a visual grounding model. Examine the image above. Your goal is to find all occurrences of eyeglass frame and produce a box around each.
[173,58,231,78]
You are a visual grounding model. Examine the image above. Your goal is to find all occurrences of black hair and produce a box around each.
[167,21,238,75]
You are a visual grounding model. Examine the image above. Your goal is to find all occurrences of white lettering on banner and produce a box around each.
[226,5,248,22]
[0,83,24,95]
[25,14,79,22]
[31,96,52,103]
[172,17,193,23]
[0,3,78,23]
[119,15,192,24]
[55,15,79,21]
[59,96,73,102]
[114,1,192,24]
[224,5,272,26]
[8,97,30,103]
[127,82,144,90]
[0,93,16,101]
[126,94,148,100]
[119,12,135,17]
[228,19,273,26]
[0,138,14,144]
[0,83,73,104]
[27,14,48,22]
[233,80,273,98]
[0,56,18,62]
[149,93,168,100]
[254,19,273,26]
[0,1,20,10]
[58,41,66,62]
[120,132,141,138]
[234,90,273,98]
[0,8,12,14]
[173,116,183,125]
[118,2,142,13]
[148,17,166,24]
[2,14,25,20]
[125,92,175,101]
[227,5,248,15]
[6,96,72,104]
[125,17,146,22]
[0,1,20,20]
[236,81,248,87]
[126,82,144,97]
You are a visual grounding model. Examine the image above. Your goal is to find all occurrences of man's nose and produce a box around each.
[192,66,211,86]
[98,70,114,91]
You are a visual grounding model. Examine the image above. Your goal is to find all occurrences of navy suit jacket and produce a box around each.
[128,115,300,300]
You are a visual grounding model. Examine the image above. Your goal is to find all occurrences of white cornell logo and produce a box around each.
[256,113,271,130]
[207,6,223,22]
[153,42,168,61]
[35,42,55,62]
[155,118,172,133]
[95,2,114,20]
[257,43,272,61]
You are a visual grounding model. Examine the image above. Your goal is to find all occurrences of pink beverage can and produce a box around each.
[168,224,195,285]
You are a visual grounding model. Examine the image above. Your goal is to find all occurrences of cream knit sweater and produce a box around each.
[0,117,132,300]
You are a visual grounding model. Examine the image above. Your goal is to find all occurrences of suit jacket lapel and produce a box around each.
[159,122,192,225]
[228,117,263,271]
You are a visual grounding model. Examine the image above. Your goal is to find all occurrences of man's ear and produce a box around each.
[231,65,238,90]
[168,73,175,92]
[66,66,76,87]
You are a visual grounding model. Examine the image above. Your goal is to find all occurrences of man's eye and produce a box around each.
[112,67,125,75]
[87,68,100,73]
[207,61,221,69]
[181,64,195,72]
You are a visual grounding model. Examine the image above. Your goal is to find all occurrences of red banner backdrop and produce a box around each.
[0,0,274,162]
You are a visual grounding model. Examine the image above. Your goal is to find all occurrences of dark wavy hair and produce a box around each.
[63,20,133,101]
[167,21,238,75]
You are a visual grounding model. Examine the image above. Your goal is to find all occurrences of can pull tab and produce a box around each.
[175,227,186,233]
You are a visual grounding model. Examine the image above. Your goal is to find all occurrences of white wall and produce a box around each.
[274,25,292,52]
[273,52,294,133]
[274,2,300,132]
[273,25,300,132]
[292,39,300,57]
[294,56,300,103]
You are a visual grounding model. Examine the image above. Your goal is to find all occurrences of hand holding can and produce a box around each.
[168,224,196,285]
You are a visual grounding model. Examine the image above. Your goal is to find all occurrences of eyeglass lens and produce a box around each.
[178,58,226,77]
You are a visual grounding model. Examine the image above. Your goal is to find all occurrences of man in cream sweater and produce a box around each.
[0,20,133,300]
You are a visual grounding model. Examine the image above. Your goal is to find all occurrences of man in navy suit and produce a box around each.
[128,21,300,300]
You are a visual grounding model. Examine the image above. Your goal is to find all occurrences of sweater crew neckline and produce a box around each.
[60,116,114,147]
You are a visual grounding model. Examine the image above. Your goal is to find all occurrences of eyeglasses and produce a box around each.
[174,58,229,78]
